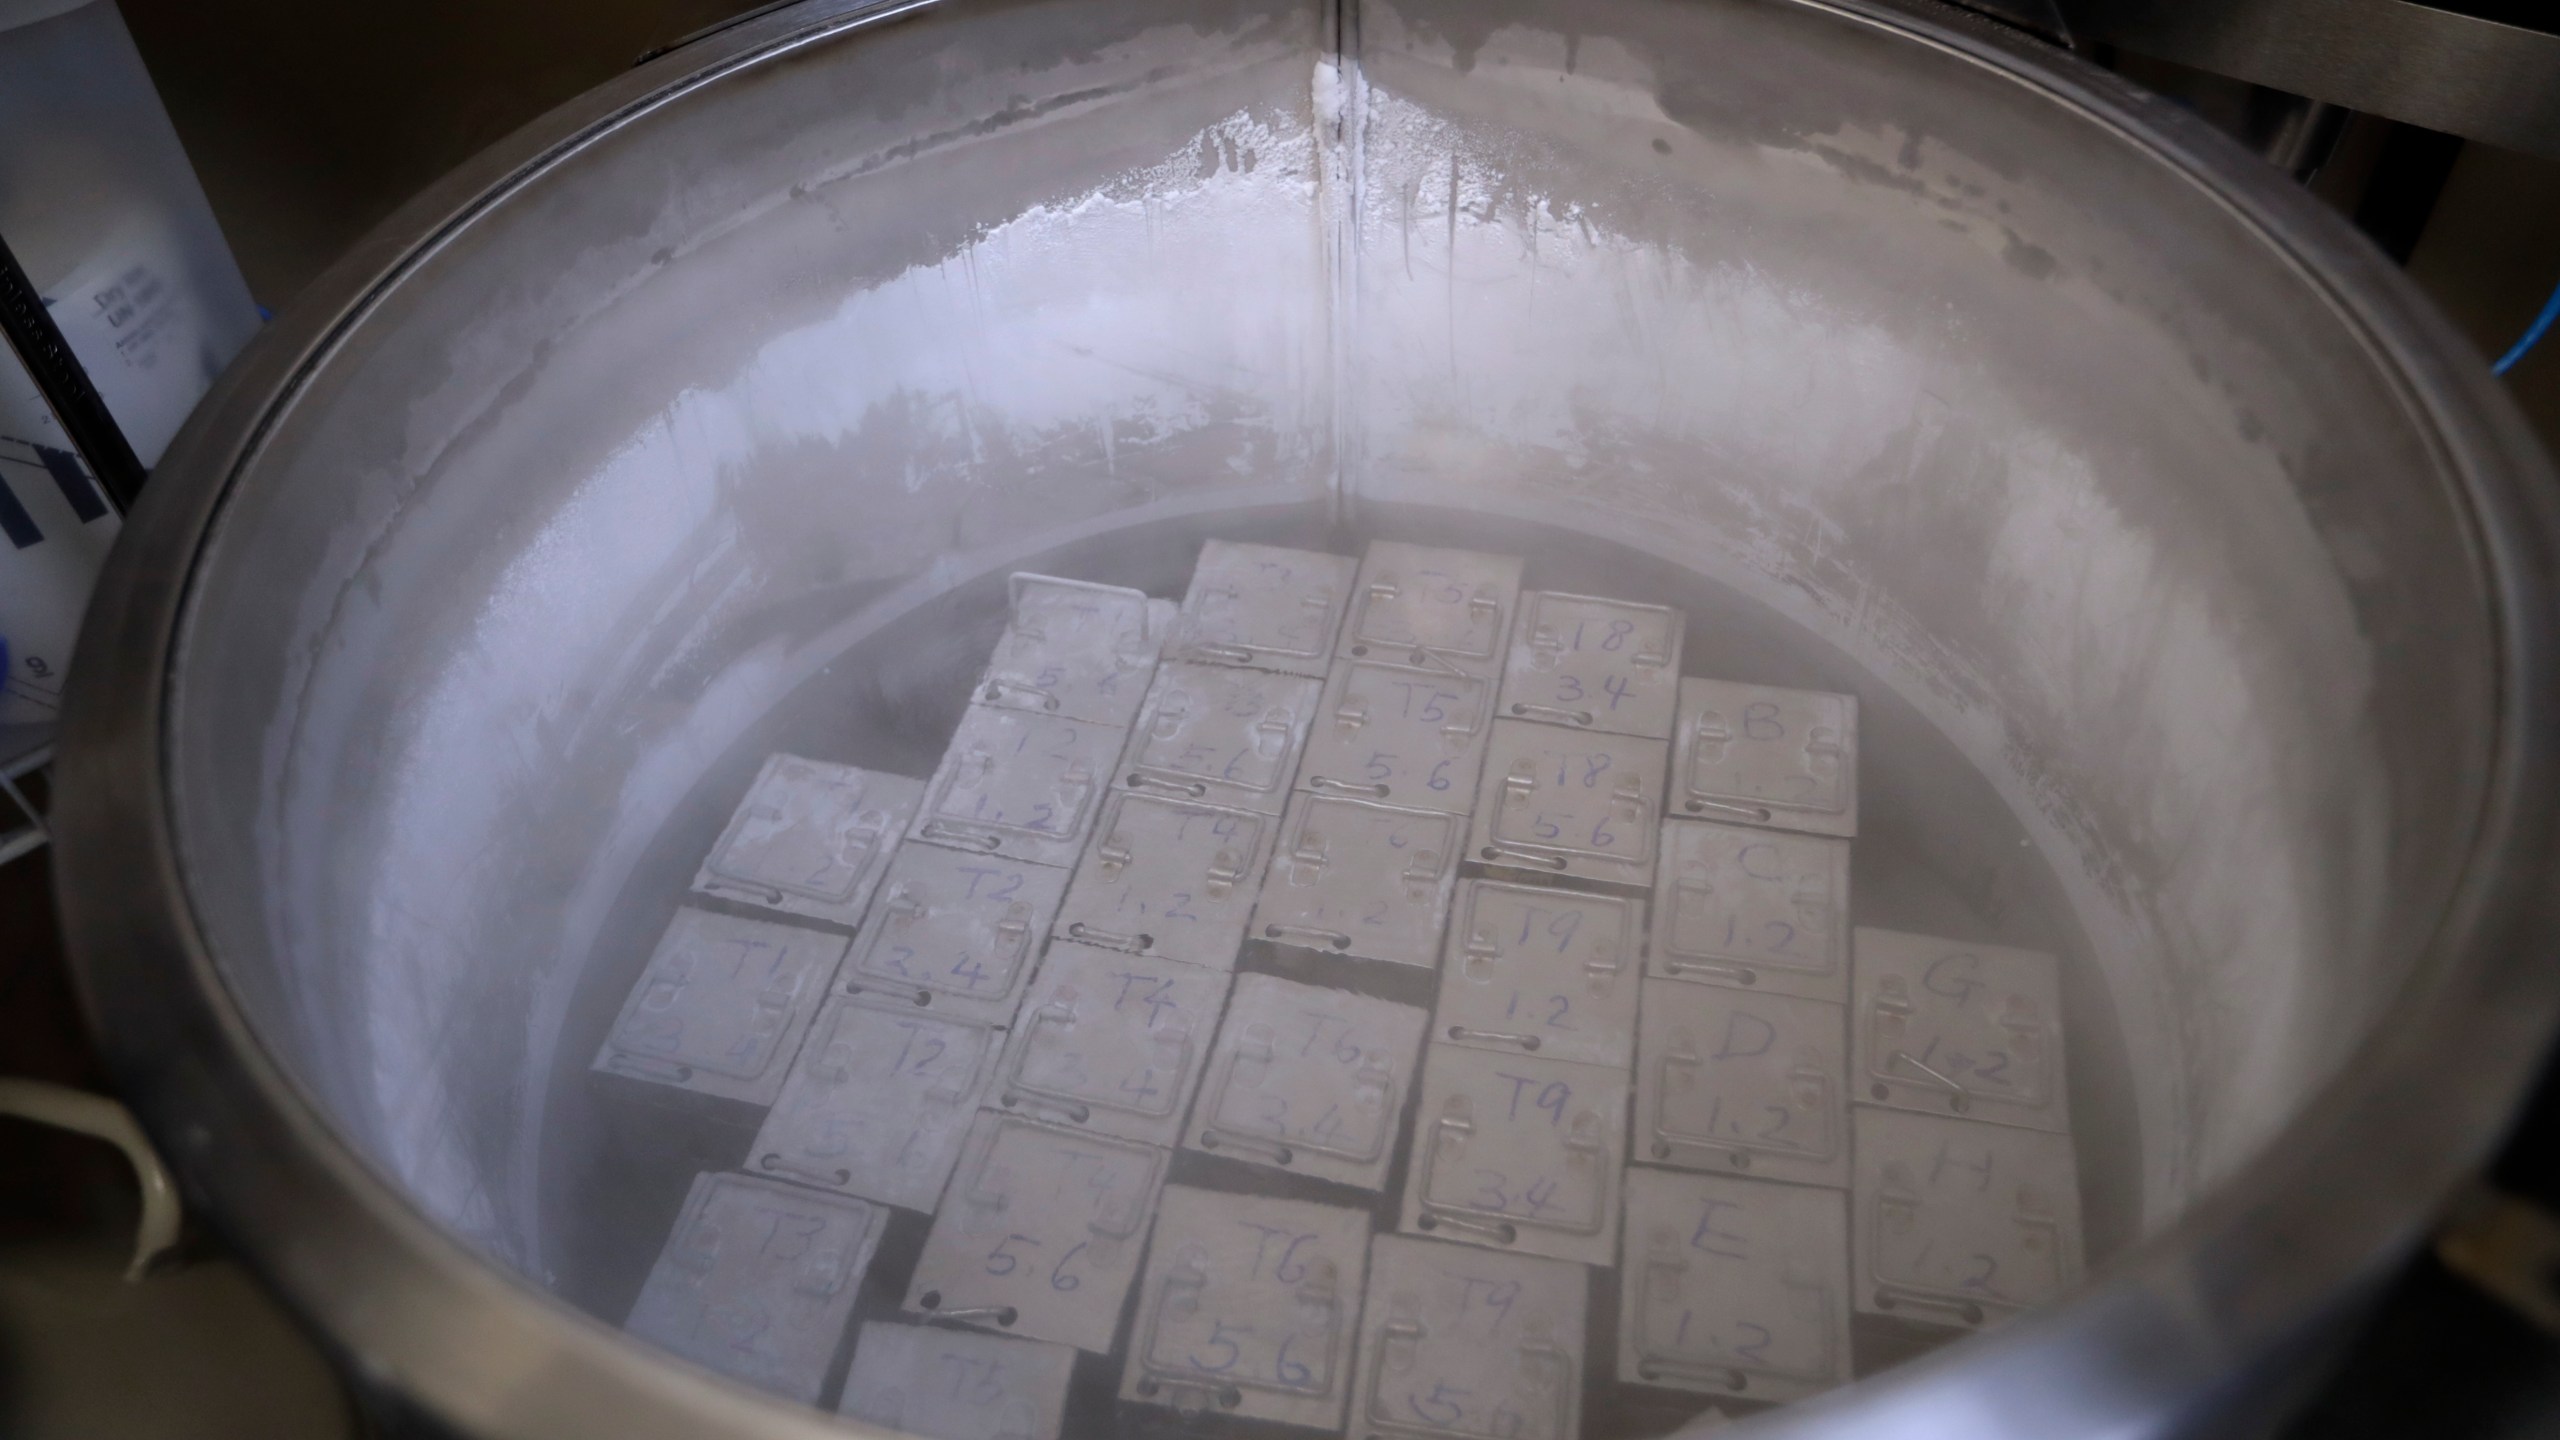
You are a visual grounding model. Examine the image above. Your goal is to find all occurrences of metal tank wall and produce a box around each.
[166,0,1339,1268]
[153,0,2493,1298]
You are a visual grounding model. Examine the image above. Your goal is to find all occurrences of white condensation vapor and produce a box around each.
[343,102,1335,1250]
[1315,48,1366,523]
[1337,26,2386,1220]
[269,12,2389,1258]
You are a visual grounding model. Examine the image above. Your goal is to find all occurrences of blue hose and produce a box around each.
[2492,276,2560,376]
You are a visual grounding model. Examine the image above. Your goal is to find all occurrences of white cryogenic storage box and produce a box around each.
[1650,820,1852,1004]
[1120,1185,1372,1428]
[1053,788,1274,970]
[623,1172,886,1404]
[992,940,1231,1148]
[691,754,923,927]
[1850,1108,2084,1331]
[1350,1235,1587,1440]
[1497,592,1684,740]
[1251,792,1461,968]
[841,845,1069,1025]
[1633,978,1848,1190]
[912,705,1123,868]
[1467,722,1667,889]
[1185,972,1429,1191]
[591,908,846,1110]
[1120,660,1320,816]
[1296,654,1496,815]
[1853,927,2069,1134]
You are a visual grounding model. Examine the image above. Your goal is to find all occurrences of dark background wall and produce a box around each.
[117,0,764,305]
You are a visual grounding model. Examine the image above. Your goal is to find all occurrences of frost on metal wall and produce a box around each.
[663,91,1342,579]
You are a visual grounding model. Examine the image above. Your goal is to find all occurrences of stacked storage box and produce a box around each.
[596,573,1179,1406]
[1619,681,1859,1409]
[584,539,2086,1433]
